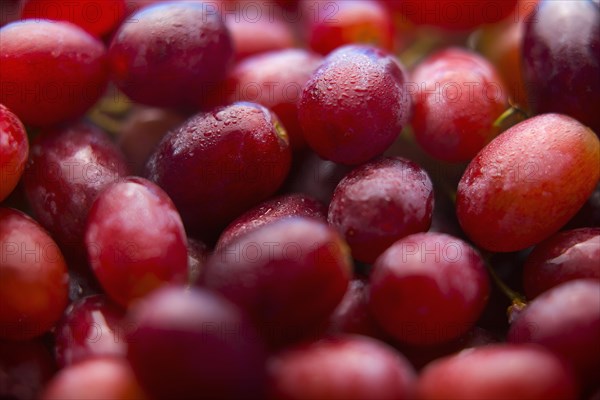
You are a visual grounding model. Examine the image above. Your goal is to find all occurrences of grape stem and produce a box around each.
[482,254,528,322]
[493,104,529,130]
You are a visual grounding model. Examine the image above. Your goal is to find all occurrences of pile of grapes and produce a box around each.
[1,0,599,399]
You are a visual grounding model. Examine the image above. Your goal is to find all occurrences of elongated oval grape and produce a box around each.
[456,114,600,252]
[146,102,291,240]
[85,177,188,307]
[522,0,600,133]
[298,45,411,165]
[0,20,108,127]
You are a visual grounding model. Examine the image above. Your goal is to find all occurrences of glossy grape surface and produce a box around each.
[369,232,490,346]
[456,114,600,252]
[0,208,69,340]
[523,228,600,298]
[0,20,108,127]
[85,177,188,307]
[23,123,130,254]
[411,47,508,162]
[328,157,434,263]
[523,0,600,133]
[146,102,291,240]
[0,104,28,201]
[109,1,233,108]
[298,45,411,165]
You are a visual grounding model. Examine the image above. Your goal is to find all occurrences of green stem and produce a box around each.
[493,105,529,129]
[482,255,528,321]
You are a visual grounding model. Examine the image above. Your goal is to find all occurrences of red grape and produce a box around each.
[23,123,130,255]
[369,232,490,346]
[328,157,434,263]
[411,47,508,162]
[523,228,600,299]
[267,335,416,400]
[508,279,600,386]
[21,0,126,38]
[109,1,233,108]
[126,286,267,399]
[417,344,579,399]
[54,295,127,367]
[302,0,395,55]
[85,177,188,307]
[216,193,326,250]
[456,114,600,252]
[0,208,69,340]
[522,0,600,133]
[41,357,146,400]
[298,45,411,165]
[146,102,291,240]
[202,217,352,347]
[0,104,28,202]
[216,49,323,151]
[0,20,108,127]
